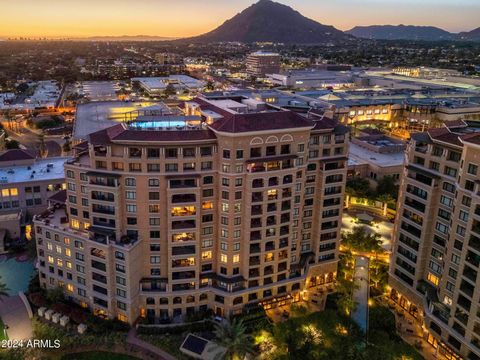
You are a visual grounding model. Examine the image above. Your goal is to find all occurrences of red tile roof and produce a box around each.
[48,189,67,204]
[209,111,313,133]
[0,149,35,162]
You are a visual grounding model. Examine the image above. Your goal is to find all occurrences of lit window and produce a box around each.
[56,245,62,254]
[83,222,90,230]
[66,261,72,269]
[221,254,228,263]
[47,242,53,251]
[71,220,80,229]
[65,249,71,257]
[202,251,212,260]
[57,259,63,267]
[264,253,274,262]
[66,284,74,293]
[171,206,196,216]
[10,188,18,196]
[64,237,70,245]
[233,255,240,263]
[48,256,54,264]
[1,189,9,197]
[202,201,213,210]
[427,272,439,286]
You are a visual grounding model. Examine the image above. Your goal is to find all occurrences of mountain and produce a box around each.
[346,25,455,41]
[183,0,351,44]
[457,27,480,42]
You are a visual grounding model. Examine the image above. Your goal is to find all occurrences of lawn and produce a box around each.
[138,333,189,360]
[0,316,8,341]
[61,351,139,360]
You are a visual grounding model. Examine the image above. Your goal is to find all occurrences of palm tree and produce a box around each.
[0,276,9,300]
[213,318,254,360]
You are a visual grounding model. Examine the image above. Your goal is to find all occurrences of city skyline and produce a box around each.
[1,0,478,38]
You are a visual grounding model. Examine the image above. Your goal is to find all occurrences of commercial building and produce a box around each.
[246,52,281,77]
[389,120,480,359]
[132,75,204,96]
[267,70,354,89]
[34,94,348,324]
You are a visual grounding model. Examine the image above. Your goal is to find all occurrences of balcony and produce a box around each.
[249,257,260,266]
[172,232,195,243]
[91,192,114,202]
[172,194,196,203]
[172,220,196,230]
[141,278,167,292]
[172,246,196,256]
[172,258,195,268]
[171,206,196,217]
[92,204,115,215]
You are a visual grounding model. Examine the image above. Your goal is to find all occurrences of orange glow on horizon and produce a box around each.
[0,0,477,39]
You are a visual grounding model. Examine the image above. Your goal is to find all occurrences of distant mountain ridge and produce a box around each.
[458,27,480,42]
[182,0,352,44]
[346,25,455,41]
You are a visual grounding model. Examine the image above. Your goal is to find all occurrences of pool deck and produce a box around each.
[0,294,33,340]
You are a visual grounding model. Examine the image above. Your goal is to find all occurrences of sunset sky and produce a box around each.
[1,0,478,38]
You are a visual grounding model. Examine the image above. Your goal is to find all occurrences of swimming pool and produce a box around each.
[128,120,201,130]
[0,253,35,295]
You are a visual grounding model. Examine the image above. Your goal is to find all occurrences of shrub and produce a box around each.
[28,292,47,308]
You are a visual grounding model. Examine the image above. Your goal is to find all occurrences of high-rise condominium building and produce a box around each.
[390,120,480,360]
[246,51,281,77]
[34,95,348,324]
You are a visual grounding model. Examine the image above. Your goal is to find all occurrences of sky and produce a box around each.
[0,0,478,38]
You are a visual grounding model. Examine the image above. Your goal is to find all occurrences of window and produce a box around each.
[150,256,161,264]
[468,163,478,175]
[427,272,439,286]
[148,178,160,187]
[125,178,136,186]
[165,163,178,172]
[125,191,136,199]
[440,195,453,208]
[236,150,243,159]
[444,166,457,177]
[459,210,469,222]
[442,182,455,193]
[223,150,231,159]
[166,148,178,158]
[126,204,136,213]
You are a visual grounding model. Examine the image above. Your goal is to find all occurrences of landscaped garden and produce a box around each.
[61,351,139,360]
[0,316,8,341]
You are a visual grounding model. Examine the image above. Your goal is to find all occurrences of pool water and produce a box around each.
[0,253,35,295]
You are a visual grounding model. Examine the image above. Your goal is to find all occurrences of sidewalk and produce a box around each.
[389,300,446,360]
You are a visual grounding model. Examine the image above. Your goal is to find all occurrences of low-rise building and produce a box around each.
[0,149,68,217]
[348,134,405,184]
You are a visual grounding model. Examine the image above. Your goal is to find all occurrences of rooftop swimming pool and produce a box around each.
[0,253,35,295]
[128,120,202,130]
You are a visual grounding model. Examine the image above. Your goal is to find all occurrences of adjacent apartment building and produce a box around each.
[34,95,348,324]
[390,120,480,360]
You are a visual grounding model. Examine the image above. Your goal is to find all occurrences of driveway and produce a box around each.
[0,295,33,340]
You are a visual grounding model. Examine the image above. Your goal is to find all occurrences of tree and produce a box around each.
[346,177,371,198]
[376,175,398,200]
[213,319,254,360]
[341,226,383,254]
[45,286,64,304]
[0,276,9,300]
